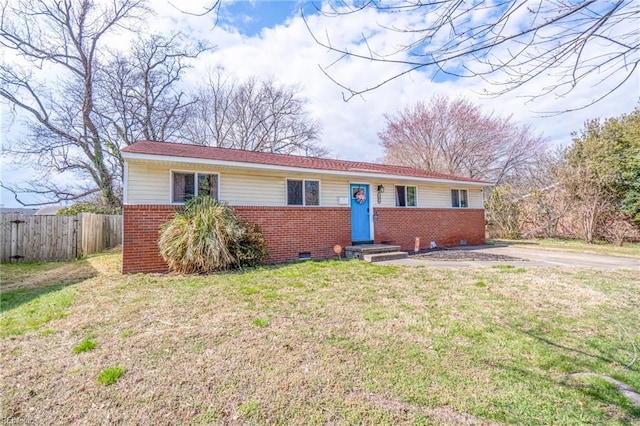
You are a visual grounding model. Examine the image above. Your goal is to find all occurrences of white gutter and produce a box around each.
[121,151,491,187]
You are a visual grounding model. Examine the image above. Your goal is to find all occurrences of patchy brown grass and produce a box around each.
[0,262,97,292]
[1,251,639,425]
[491,238,640,258]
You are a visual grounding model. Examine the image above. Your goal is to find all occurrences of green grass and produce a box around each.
[0,262,61,283]
[237,400,262,419]
[97,365,126,385]
[73,339,97,354]
[252,317,269,327]
[0,284,76,337]
[491,264,526,273]
[0,259,96,337]
[1,251,638,424]
[490,238,640,257]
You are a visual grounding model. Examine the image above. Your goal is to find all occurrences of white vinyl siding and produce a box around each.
[320,179,347,205]
[220,173,284,206]
[372,182,455,208]
[426,186,456,208]
[125,161,485,208]
[469,188,483,208]
[126,162,172,204]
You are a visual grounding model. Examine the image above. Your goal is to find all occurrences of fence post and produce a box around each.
[74,214,81,259]
[10,215,25,262]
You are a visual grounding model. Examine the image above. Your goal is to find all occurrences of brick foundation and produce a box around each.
[373,208,485,250]
[122,205,176,274]
[233,206,352,264]
[123,205,485,273]
[122,205,352,273]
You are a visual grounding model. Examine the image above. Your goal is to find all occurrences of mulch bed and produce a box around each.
[409,248,526,262]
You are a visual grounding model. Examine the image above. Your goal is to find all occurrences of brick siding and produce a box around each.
[122,205,352,274]
[122,205,176,274]
[233,206,352,264]
[122,205,485,273]
[373,207,486,250]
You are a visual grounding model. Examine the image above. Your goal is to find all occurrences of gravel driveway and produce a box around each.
[382,245,640,270]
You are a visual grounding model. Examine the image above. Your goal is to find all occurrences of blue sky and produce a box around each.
[1,0,637,207]
[218,1,302,36]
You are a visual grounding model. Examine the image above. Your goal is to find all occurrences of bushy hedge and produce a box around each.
[158,196,268,273]
[57,202,121,216]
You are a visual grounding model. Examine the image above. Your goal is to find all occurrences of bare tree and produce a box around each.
[186,69,326,156]
[305,1,639,105]
[378,95,547,184]
[99,33,205,184]
[0,0,205,208]
[600,211,640,245]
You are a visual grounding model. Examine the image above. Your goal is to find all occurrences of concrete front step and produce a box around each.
[345,244,402,259]
[363,251,409,263]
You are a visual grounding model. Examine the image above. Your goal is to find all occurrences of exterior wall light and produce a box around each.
[377,185,385,193]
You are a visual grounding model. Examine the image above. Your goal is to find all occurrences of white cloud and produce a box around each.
[184,3,636,162]
[2,0,638,206]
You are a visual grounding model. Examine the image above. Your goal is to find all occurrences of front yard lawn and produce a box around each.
[1,251,639,424]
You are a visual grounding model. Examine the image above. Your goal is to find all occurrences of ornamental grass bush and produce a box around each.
[158,196,268,273]
[234,223,269,268]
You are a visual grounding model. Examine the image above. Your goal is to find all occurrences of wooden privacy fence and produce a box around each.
[0,213,122,263]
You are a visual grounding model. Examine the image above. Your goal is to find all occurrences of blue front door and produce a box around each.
[350,184,371,242]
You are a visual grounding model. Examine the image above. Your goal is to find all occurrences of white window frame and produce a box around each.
[286,178,321,206]
[170,170,220,204]
[451,189,469,208]
[394,185,417,207]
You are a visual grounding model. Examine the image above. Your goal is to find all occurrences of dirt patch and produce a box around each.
[350,391,499,425]
[411,248,526,262]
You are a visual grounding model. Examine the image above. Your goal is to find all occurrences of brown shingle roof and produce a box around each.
[122,140,490,184]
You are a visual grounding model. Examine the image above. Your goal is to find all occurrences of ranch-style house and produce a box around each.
[121,140,489,273]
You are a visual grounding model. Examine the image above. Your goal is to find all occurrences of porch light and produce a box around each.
[377,185,385,193]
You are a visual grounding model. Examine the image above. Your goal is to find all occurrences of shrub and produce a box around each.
[485,185,523,239]
[57,202,120,216]
[234,223,269,268]
[599,212,640,246]
[158,196,268,273]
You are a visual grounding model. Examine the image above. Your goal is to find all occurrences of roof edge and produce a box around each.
[122,151,492,187]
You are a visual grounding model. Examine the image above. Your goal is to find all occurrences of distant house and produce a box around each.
[34,206,62,216]
[121,140,490,273]
[0,207,39,215]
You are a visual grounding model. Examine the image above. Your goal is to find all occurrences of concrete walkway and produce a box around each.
[379,245,640,270]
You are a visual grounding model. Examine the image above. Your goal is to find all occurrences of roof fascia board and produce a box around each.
[122,151,490,187]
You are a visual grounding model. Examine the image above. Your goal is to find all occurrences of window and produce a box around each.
[395,185,417,207]
[287,179,320,206]
[305,180,319,206]
[172,172,218,203]
[451,189,469,208]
